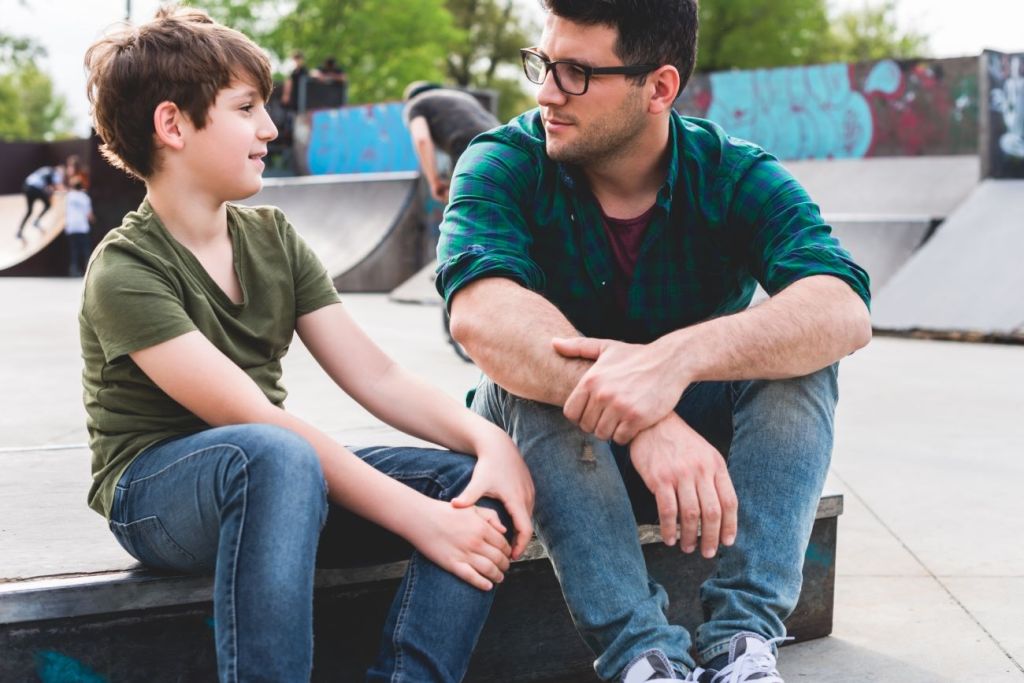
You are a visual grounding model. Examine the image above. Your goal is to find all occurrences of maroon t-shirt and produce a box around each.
[601,204,656,313]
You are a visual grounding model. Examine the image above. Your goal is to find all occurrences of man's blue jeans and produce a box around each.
[108,424,507,682]
[471,364,838,680]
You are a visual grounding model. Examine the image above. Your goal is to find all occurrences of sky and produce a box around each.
[6,0,1024,136]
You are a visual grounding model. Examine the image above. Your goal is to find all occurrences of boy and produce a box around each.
[64,177,93,277]
[81,7,534,682]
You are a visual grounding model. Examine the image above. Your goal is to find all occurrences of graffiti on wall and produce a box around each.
[676,56,979,161]
[302,102,419,175]
[985,51,1024,178]
[299,57,983,174]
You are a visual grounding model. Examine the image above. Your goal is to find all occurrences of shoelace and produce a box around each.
[714,637,790,683]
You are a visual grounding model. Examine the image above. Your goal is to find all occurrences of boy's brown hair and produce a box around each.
[85,5,273,180]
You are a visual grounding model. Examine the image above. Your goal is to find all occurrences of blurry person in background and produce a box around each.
[64,176,94,277]
[402,82,499,203]
[15,164,64,240]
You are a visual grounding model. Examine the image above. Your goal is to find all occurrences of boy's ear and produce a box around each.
[153,101,187,151]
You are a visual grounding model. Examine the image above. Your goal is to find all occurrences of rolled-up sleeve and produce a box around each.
[435,133,546,306]
[727,157,872,309]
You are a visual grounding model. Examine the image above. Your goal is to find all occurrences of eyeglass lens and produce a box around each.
[523,52,588,95]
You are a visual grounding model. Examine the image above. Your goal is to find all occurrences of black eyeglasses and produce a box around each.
[520,48,658,96]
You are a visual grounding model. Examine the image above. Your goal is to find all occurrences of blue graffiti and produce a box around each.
[35,650,107,683]
[864,59,903,96]
[705,63,874,160]
[307,102,419,174]
[804,541,835,568]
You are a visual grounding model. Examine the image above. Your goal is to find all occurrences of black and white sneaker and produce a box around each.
[620,649,680,683]
[705,632,788,682]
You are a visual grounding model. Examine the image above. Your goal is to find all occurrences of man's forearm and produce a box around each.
[449,278,589,406]
[661,275,871,384]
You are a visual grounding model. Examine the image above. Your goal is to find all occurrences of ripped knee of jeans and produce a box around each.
[579,438,597,464]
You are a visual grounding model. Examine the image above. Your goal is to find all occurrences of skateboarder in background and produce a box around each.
[15,164,64,240]
[403,83,501,361]
[402,82,500,203]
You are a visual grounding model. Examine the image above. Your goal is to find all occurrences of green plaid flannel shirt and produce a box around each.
[436,109,870,344]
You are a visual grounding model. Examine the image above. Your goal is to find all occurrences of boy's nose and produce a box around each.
[259,110,278,142]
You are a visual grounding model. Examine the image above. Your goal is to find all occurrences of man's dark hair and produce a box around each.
[542,0,698,97]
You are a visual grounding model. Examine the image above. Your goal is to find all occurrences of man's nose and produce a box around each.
[536,68,568,108]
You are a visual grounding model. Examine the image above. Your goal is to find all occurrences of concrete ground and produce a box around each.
[1,276,1022,682]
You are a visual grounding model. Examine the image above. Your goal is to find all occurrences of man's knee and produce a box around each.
[737,363,839,417]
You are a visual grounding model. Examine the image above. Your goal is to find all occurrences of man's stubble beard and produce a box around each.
[546,86,649,166]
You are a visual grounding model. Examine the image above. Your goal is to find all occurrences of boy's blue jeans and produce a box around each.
[471,364,838,680]
[108,424,507,682]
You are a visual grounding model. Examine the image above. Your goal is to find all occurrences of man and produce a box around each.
[403,82,499,203]
[280,50,308,112]
[436,1,871,682]
[312,56,349,106]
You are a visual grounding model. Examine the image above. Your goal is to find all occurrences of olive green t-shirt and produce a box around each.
[80,199,341,519]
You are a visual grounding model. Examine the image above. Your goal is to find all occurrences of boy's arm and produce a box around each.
[131,331,514,589]
[408,116,448,202]
[296,302,534,558]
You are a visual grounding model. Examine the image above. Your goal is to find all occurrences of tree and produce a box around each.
[824,0,929,63]
[0,33,73,141]
[696,0,930,73]
[444,0,536,120]
[697,0,833,72]
[203,0,461,104]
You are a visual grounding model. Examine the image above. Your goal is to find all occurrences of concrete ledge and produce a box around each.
[1,496,841,682]
[0,495,842,625]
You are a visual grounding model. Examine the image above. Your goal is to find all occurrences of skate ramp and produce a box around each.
[872,180,1024,337]
[389,259,440,305]
[0,193,67,273]
[785,156,980,298]
[242,172,426,292]
[829,216,934,294]
[786,156,980,218]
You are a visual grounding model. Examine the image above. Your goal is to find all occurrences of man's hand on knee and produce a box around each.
[552,336,687,444]
[629,413,738,559]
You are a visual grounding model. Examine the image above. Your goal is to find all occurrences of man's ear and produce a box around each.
[153,101,186,151]
[647,65,681,115]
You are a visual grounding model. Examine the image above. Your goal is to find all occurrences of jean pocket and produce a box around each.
[108,516,197,571]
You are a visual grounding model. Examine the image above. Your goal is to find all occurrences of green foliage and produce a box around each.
[201,0,536,118]
[445,0,537,121]
[697,0,930,72]
[0,33,73,141]
[203,0,461,103]
[824,0,929,63]
[0,33,44,68]
[697,0,833,72]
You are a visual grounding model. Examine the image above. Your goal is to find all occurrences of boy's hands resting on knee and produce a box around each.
[452,428,535,561]
[630,413,738,559]
[409,500,513,592]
